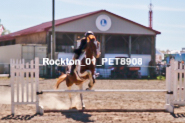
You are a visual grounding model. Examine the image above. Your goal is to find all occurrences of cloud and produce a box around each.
[18,15,50,21]
[2,14,50,22]
[157,23,185,29]
[154,6,185,12]
[58,0,185,12]
[160,30,185,34]
[58,0,147,10]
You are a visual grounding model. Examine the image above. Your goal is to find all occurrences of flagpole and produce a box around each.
[51,0,55,77]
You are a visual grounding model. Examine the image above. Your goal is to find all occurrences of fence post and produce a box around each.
[173,60,178,101]
[165,65,174,113]
[10,59,15,115]
[35,58,43,114]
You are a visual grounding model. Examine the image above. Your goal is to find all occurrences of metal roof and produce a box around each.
[0,10,161,42]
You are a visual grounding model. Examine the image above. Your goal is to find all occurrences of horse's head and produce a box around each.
[86,35,101,58]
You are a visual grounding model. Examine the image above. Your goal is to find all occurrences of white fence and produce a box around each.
[10,58,185,115]
[10,57,42,114]
[166,59,185,106]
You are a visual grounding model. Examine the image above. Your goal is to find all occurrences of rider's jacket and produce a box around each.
[74,37,87,58]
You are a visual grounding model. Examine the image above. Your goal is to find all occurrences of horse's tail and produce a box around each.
[55,74,67,89]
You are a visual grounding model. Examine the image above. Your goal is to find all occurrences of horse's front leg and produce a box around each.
[86,70,94,90]
[93,74,96,84]
[79,84,85,109]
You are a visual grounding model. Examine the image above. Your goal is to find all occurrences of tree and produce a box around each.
[0,24,10,36]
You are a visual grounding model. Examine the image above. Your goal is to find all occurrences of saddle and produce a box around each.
[67,54,99,81]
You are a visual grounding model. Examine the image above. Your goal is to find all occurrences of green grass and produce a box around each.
[156,75,165,80]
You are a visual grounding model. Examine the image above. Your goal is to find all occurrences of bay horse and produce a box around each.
[55,35,100,109]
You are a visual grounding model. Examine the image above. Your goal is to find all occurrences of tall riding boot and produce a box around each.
[70,54,78,75]
[70,53,80,75]
[70,64,76,75]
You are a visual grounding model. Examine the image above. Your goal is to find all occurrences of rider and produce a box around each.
[70,31,94,75]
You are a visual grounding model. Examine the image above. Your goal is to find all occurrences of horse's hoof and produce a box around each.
[70,107,77,109]
[82,106,85,110]
[88,83,93,88]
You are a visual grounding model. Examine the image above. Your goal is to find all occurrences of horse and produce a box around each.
[55,35,101,109]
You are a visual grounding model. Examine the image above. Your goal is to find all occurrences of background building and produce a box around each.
[0,10,161,76]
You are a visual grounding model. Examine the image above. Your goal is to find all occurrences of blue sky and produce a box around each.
[0,0,185,51]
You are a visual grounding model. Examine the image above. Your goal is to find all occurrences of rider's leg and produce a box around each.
[70,54,79,75]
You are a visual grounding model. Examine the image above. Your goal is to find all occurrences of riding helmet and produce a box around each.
[84,31,94,37]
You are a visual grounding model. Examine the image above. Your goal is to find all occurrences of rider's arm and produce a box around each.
[78,38,87,50]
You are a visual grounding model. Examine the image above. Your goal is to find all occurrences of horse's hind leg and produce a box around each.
[79,84,85,109]
[66,76,74,109]
[68,86,73,109]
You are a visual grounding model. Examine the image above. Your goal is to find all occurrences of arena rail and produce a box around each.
[10,58,185,115]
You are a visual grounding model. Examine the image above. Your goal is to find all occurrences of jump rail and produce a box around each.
[37,89,167,94]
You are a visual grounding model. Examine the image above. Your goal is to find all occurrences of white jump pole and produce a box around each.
[38,89,167,94]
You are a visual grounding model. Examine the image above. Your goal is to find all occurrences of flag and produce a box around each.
[0,26,4,36]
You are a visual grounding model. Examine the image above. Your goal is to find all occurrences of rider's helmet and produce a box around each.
[84,31,94,37]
